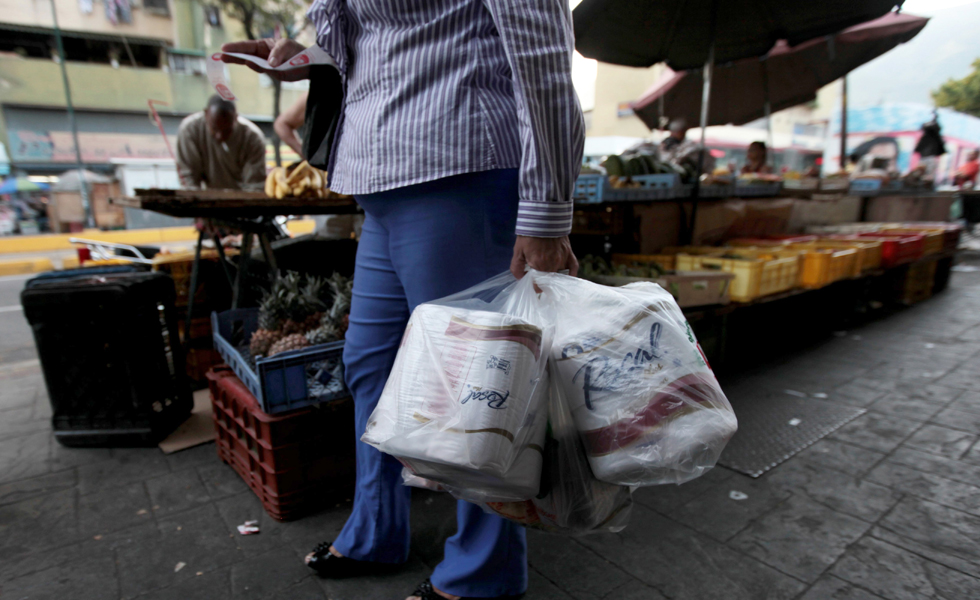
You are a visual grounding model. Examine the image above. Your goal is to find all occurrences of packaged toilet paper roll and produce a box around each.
[363,297,550,501]
[547,278,738,486]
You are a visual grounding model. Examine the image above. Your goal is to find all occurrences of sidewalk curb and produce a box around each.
[0,258,56,276]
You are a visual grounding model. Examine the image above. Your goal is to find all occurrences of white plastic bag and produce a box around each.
[481,359,633,534]
[538,274,738,486]
[362,272,552,502]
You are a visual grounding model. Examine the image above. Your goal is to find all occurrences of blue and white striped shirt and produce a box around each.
[308,0,584,237]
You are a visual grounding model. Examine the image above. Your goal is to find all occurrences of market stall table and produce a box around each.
[111,189,361,342]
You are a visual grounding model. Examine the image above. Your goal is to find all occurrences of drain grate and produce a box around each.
[718,395,865,478]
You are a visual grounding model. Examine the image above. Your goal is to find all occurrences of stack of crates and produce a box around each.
[207,366,355,520]
[902,260,939,305]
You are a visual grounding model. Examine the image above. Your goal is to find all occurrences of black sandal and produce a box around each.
[305,541,398,579]
[410,578,526,600]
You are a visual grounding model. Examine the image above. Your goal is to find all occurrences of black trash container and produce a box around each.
[22,271,192,447]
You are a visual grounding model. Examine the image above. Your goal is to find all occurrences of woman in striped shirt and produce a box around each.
[222,1,583,598]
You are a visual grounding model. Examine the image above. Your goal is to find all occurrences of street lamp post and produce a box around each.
[50,0,94,229]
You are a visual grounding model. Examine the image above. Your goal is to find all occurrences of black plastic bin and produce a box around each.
[22,271,192,447]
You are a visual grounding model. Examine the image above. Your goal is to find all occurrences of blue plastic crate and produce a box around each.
[734,181,783,197]
[212,308,347,415]
[574,173,680,204]
[849,179,882,196]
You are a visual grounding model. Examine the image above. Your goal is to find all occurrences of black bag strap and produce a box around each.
[302,65,344,172]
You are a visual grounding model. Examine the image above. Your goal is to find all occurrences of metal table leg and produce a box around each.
[258,232,279,281]
[210,235,236,287]
[232,232,254,309]
[184,229,205,344]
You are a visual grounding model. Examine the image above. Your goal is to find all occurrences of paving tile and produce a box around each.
[76,447,170,496]
[946,391,980,415]
[0,405,49,442]
[797,575,885,600]
[0,488,79,556]
[577,504,805,600]
[668,474,791,542]
[630,465,734,514]
[866,461,980,517]
[315,552,433,600]
[156,503,245,584]
[886,446,980,486]
[792,439,887,477]
[965,440,980,465]
[230,548,312,599]
[0,547,118,600]
[278,504,351,558]
[527,530,636,600]
[765,460,900,522]
[829,378,893,407]
[929,406,980,434]
[101,523,175,599]
[48,439,113,472]
[165,441,220,472]
[901,424,977,459]
[0,469,75,507]
[146,468,212,517]
[527,567,577,599]
[78,481,154,537]
[409,489,460,567]
[597,578,669,600]
[198,461,249,500]
[0,536,108,584]
[866,393,949,422]
[132,567,232,600]
[934,367,980,392]
[729,494,871,583]
[874,497,980,573]
[828,412,921,453]
[214,490,289,558]
[832,536,980,600]
[269,577,329,600]
[0,430,51,485]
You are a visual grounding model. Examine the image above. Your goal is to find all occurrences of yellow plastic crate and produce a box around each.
[611,253,676,271]
[902,259,938,304]
[676,249,800,302]
[792,247,859,288]
[882,228,944,256]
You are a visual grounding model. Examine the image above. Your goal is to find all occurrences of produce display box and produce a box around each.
[208,367,355,520]
[902,259,938,305]
[212,308,347,414]
[881,227,945,256]
[728,235,819,247]
[795,240,882,272]
[783,178,820,190]
[22,271,192,447]
[679,183,736,198]
[611,253,677,271]
[854,233,924,267]
[819,178,851,192]
[848,179,882,196]
[676,248,800,303]
[901,222,962,253]
[573,173,680,204]
[590,271,735,308]
[792,246,859,289]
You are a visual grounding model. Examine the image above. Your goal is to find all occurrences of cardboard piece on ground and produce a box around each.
[159,389,214,454]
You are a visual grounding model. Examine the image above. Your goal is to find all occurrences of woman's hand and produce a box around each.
[219,39,310,81]
[510,235,578,279]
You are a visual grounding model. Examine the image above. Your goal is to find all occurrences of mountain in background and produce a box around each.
[846,2,980,108]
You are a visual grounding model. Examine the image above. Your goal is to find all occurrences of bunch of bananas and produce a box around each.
[265,161,331,199]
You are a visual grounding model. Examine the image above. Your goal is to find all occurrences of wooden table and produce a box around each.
[111,189,362,342]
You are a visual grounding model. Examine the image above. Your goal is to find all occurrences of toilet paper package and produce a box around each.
[537,274,738,487]
[363,271,552,502]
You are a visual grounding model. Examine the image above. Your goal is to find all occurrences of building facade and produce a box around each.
[0,0,308,177]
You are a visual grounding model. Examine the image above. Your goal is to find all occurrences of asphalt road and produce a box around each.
[0,274,41,365]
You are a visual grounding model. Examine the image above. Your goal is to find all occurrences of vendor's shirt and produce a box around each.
[176,112,267,191]
[308,0,585,237]
[958,160,979,184]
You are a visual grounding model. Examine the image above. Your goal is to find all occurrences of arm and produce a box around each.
[274,92,309,158]
[175,125,204,189]
[482,0,584,276]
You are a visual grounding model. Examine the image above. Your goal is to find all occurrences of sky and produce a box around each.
[570,0,980,113]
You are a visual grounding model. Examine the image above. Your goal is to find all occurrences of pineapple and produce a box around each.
[267,333,310,356]
[249,329,283,357]
[305,319,340,345]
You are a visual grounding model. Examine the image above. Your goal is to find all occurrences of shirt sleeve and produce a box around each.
[176,122,204,190]
[482,0,585,238]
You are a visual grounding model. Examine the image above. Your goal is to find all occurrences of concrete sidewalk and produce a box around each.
[2,255,980,599]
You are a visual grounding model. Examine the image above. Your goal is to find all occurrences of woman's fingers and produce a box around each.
[220,39,274,59]
[268,39,307,68]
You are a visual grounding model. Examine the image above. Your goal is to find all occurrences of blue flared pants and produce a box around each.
[332,169,528,597]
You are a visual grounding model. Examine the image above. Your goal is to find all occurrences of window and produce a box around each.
[143,0,171,17]
[168,51,206,75]
[204,6,222,27]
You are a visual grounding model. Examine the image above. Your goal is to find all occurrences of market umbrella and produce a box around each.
[52,169,111,192]
[631,13,928,130]
[573,0,907,70]
[0,177,49,195]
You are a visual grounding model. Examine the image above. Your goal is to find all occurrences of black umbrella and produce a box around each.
[573,0,907,70]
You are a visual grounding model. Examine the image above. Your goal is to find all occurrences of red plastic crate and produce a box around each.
[830,234,923,268]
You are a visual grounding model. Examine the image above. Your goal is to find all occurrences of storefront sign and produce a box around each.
[8,130,176,163]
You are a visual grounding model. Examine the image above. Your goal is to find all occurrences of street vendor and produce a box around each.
[220,0,582,597]
[659,118,714,172]
[176,95,267,190]
[741,141,774,175]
